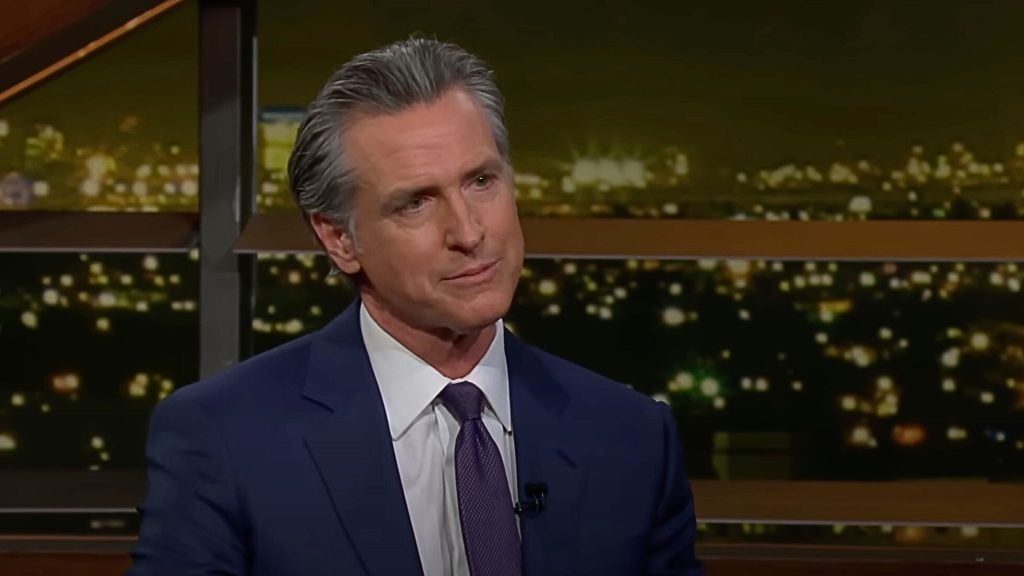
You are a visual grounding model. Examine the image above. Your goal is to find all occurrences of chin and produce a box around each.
[447,292,513,333]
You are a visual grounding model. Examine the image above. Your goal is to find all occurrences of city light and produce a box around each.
[970,332,990,351]
[51,372,81,394]
[0,434,16,451]
[662,306,686,326]
[538,279,558,296]
[20,310,38,329]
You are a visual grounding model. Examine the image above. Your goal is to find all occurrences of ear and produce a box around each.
[310,213,362,275]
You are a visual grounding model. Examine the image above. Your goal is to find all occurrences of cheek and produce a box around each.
[392,246,444,288]
[369,227,438,270]
[485,196,521,236]
[499,213,525,255]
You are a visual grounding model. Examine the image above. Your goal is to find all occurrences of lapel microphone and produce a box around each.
[514,482,547,515]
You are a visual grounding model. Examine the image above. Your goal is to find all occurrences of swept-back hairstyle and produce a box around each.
[287,37,510,273]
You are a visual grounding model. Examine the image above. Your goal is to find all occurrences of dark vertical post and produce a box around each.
[198,0,256,377]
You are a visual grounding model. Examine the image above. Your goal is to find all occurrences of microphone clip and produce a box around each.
[514,482,547,515]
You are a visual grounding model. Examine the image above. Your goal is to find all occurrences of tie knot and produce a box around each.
[440,381,485,423]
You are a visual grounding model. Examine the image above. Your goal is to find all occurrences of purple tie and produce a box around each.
[440,382,522,576]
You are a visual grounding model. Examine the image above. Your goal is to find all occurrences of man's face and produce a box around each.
[324,88,524,336]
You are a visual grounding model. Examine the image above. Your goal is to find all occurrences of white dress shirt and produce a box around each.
[360,303,518,576]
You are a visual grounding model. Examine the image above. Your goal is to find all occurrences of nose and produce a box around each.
[444,191,484,252]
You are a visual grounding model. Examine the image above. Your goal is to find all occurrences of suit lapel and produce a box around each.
[507,333,586,576]
[301,305,424,576]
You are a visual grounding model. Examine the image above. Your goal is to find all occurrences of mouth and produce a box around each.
[444,259,500,284]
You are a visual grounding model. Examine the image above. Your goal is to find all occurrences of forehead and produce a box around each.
[342,89,499,189]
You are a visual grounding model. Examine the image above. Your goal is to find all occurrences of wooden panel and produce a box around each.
[0,211,197,252]
[0,470,144,508]
[522,219,1024,261]
[693,480,1024,527]
[234,210,316,252]
[0,552,1021,576]
[4,471,1023,527]
[0,554,131,576]
[0,0,114,64]
[0,0,184,105]
[707,560,1024,576]
[236,212,1024,261]
[701,543,1024,564]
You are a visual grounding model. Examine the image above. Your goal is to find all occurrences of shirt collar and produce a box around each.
[360,303,512,440]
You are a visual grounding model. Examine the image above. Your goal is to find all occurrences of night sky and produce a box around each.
[3,0,1023,169]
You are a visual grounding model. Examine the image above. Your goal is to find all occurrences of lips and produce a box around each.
[445,259,498,282]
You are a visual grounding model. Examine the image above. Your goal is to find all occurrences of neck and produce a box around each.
[361,296,496,380]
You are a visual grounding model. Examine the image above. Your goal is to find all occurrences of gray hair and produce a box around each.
[287,37,511,273]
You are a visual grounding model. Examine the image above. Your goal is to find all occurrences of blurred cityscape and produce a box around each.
[2,111,1024,479]
[2,112,1024,220]
[0,253,198,470]
[3,244,1023,480]
[0,118,198,212]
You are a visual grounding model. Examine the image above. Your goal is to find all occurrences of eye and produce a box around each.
[473,173,496,188]
[400,194,430,214]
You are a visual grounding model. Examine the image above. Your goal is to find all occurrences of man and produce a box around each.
[130,37,702,575]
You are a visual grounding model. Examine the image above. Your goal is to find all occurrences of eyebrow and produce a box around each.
[381,185,436,215]
[381,157,506,214]
[461,157,506,183]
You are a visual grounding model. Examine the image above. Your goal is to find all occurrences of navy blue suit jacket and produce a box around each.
[129,304,702,575]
